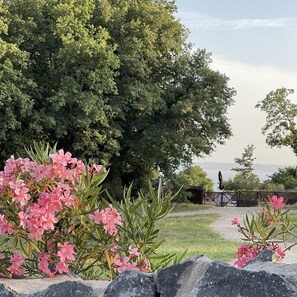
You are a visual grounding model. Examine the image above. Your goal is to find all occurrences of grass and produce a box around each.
[170,203,212,213]
[156,213,240,263]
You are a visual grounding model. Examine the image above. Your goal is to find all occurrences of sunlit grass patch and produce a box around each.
[170,203,212,213]
[157,214,239,263]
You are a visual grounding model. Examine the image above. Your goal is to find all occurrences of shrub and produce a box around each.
[0,143,149,279]
[232,195,293,267]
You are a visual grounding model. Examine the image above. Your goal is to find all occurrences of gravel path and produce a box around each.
[170,206,297,264]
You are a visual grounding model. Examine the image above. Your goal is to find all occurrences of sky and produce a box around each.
[175,0,297,166]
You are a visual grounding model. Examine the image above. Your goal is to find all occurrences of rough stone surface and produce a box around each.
[0,276,109,297]
[156,255,210,297]
[0,284,19,297]
[27,281,94,297]
[2,254,297,296]
[194,261,297,297]
[104,270,156,297]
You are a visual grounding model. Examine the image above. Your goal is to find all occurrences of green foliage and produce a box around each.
[224,173,260,191]
[233,196,295,267]
[1,0,235,197]
[1,0,120,165]
[232,144,256,175]
[261,182,285,192]
[0,142,183,280]
[256,88,297,155]
[263,166,297,190]
[225,144,260,190]
[170,166,213,201]
[107,179,182,271]
[0,0,36,161]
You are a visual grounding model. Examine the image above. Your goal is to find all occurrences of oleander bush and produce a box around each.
[0,143,176,279]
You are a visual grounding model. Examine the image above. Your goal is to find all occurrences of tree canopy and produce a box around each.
[170,165,214,202]
[224,144,260,191]
[0,0,235,196]
[256,88,297,155]
[263,166,297,191]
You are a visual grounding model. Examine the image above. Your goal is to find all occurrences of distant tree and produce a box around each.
[1,0,235,198]
[262,166,297,191]
[256,88,297,155]
[232,144,256,175]
[224,174,260,191]
[224,144,260,191]
[260,182,285,192]
[170,166,214,201]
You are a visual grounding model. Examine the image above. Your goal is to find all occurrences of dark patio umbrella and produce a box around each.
[218,171,224,190]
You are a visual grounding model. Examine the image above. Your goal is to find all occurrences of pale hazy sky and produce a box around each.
[175,0,297,165]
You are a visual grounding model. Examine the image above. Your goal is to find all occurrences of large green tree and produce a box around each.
[0,0,35,160]
[256,88,297,155]
[1,0,120,163]
[1,0,235,196]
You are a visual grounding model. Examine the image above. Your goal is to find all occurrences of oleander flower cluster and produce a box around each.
[232,195,288,268]
[0,149,149,279]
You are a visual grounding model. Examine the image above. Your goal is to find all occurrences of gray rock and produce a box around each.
[2,254,297,297]
[104,270,157,297]
[156,255,210,297]
[0,276,109,297]
[156,255,297,297]
[194,261,297,297]
[27,281,93,297]
[0,284,19,297]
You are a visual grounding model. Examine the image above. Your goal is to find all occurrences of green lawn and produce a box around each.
[170,203,212,213]
[156,213,240,263]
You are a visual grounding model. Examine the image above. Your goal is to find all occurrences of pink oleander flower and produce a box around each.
[0,215,14,235]
[110,245,118,253]
[112,254,122,266]
[267,243,286,259]
[126,262,139,271]
[18,211,28,229]
[38,254,55,277]
[89,206,121,236]
[113,255,140,273]
[231,217,239,225]
[55,261,69,274]
[90,164,105,174]
[140,258,150,272]
[28,225,44,241]
[276,245,286,258]
[234,244,259,268]
[57,242,76,262]
[89,209,102,225]
[7,252,25,276]
[129,246,141,257]
[9,180,31,206]
[50,149,74,167]
[261,208,273,223]
[41,212,58,230]
[269,195,285,210]
[116,256,130,273]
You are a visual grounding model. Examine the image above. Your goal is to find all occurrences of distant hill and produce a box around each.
[194,162,289,190]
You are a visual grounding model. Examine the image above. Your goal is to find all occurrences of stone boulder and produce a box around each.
[1,254,297,296]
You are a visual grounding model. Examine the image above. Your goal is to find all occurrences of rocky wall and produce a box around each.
[1,252,297,297]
